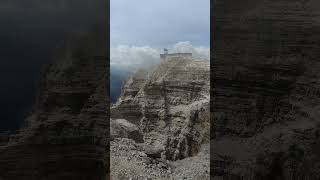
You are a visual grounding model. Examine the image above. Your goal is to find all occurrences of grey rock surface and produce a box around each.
[111,138,209,180]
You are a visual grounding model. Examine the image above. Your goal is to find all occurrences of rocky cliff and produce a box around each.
[212,0,320,179]
[0,26,109,180]
[111,55,210,179]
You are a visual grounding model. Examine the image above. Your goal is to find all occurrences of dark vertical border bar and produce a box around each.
[0,1,111,179]
[106,0,111,179]
[211,0,320,179]
[210,0,215,179]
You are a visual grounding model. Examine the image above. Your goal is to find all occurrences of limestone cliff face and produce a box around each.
[0,27,109,180]
[212,0,320,179]
[111,56,210,160]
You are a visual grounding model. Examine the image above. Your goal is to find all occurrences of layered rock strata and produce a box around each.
[111,55,210,179]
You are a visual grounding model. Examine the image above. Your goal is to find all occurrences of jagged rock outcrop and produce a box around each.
[212,0,320,179]
[0,26,109,180]
[111,55,210,162]
[111,69,149,122]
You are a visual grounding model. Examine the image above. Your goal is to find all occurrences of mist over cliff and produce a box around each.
[110,41,210,102]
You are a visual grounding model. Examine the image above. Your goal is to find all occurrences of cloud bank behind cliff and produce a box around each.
[110,41,210,103]
[111,41,210,70]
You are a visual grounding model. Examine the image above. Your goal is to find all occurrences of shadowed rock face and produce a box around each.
[111,56,210,161]
[212,0,320,179]
[0,27,109,180]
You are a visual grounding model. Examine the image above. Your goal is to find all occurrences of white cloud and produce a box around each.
[110,45,160,69]
[172,41,210,59]
[110,41,210,70]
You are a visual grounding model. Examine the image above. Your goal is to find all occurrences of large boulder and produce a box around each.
[110,119,143,143]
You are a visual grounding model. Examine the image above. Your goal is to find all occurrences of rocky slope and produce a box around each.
[111,55,210,179]
[212,0,320,179]
[0,26,109,180]
[111,138,209,180]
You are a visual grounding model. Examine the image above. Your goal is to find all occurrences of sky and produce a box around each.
[111,0,210,48]
[110,0,210,68]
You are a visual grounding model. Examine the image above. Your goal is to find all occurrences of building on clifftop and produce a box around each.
[160,48,192,61]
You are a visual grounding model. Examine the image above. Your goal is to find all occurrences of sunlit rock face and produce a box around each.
[0,27,109,180]
[212,0,320,179]
[111,55,210,161]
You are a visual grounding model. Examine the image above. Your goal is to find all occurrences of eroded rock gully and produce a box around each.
[212,0,320,179]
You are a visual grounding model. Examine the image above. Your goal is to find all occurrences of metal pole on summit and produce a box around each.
[164,48,168,54]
